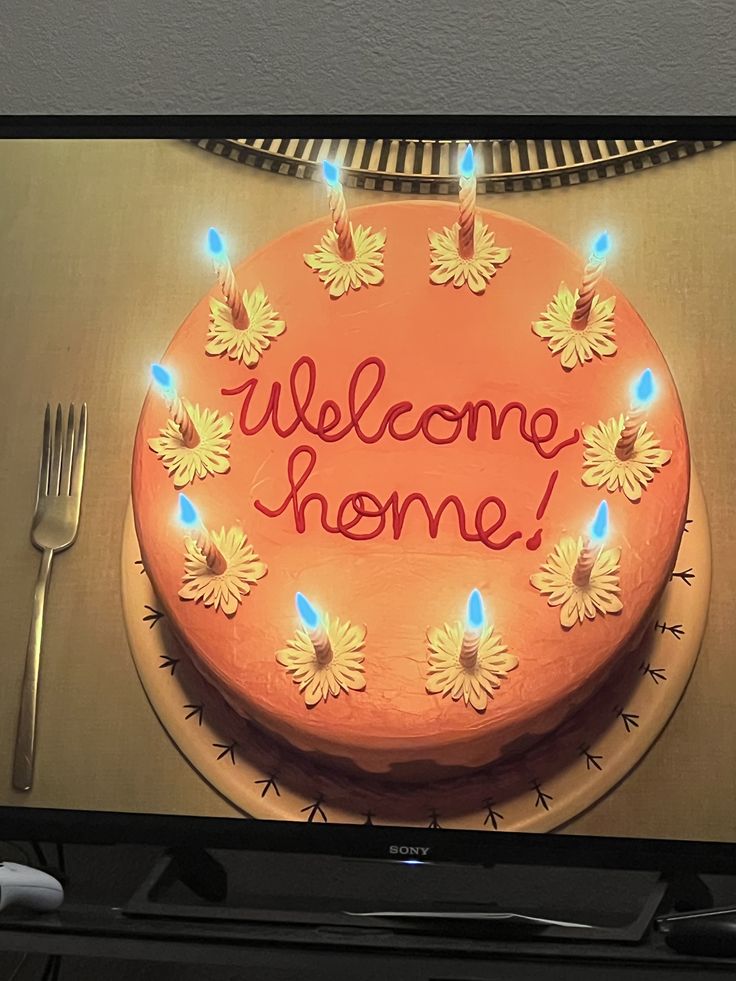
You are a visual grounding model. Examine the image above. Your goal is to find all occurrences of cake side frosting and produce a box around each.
[131,201,690,780]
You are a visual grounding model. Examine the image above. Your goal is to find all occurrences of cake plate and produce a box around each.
[121,471,710,832]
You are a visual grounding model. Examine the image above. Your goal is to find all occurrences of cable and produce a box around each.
[30,842,47,868]
[0,841,33,866]
[5,953,28,981]
[54,843,65,877]
[40,954,61,981]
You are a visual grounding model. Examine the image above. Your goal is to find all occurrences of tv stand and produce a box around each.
[0,847,733,979]
[663,870,714,913]
[122,849,708,944]
[152,847,227,904]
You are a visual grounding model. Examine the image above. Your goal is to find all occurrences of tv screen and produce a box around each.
[0,134,731,863]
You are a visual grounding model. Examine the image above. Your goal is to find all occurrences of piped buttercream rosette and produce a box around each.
[179,526,267,616]
[148,401,232,488]
[530,536,623,628]
[533,283,617,370]
[304,225,386,298]
[582,415,672,503]
[428,219,511,295]
[207,285,285,368]
[425,621,518,712]
[277,616,367,706]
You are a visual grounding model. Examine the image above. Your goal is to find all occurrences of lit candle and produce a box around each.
[322,161,355,261]
[616,369,656,461]
[573,501,609,587]
[178,493,227,574]
[571,231,610,330]
[296,592,332,664]
[207,227,249,329]
[459,588,485,668]
[458,144,477,259]
[151,363,199,448]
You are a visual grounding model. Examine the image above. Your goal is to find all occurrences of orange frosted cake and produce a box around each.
[132,199,689,781]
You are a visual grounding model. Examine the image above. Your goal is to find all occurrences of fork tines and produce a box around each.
[40,403,88,499]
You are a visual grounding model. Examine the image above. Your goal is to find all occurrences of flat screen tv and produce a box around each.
[0,122,733,877]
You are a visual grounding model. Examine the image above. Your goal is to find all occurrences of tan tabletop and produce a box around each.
[0,140,734,841]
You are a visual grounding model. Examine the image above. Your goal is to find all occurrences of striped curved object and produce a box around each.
[194,138,721,193]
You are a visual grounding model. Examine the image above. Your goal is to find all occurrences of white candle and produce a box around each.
[296,591,332,664]
[572,501,608,587]
[179,493,227,574]
[616,369,656,461]
[207,227,249,329]
[458,144,477,259]
[572,231,610,330]
[459,588,485,668]
[322,161,355,261]
[151,364,199,448]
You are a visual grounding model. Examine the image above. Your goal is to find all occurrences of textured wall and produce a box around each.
[0,0,734,114]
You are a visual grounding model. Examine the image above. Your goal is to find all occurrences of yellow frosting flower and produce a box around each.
[178,526,267,616]
[304,225,386,298]
[530,536,622,629]
[277,616,366,706]
[428,219,511,295]
[207,286,285,368]
[532,283,617,370]
[582,415,672,503]
[148,401,232,488]
[425,622,518,712]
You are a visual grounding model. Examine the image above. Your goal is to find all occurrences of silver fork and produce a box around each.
[13,404,87,791]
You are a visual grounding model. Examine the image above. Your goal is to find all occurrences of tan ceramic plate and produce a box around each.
[121,471,710,832]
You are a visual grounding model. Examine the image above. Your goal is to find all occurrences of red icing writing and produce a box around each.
[220,357,574,551]
[222,356,580,459]
[254,446,529,550]
[525,470,560,551]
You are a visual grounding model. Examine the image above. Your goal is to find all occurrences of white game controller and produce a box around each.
[0,862,64,912]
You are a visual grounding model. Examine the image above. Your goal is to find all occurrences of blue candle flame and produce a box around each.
[466,588,485,631]
[207,226,225,258]
[151,362,176,402]
[178,493,199,529]
[593,231,610,259]
[460,144,475,180]
[322,160,340,187]
[296,592,320,630]
[632,368,656,408]
[151,363,172,391]
[590,500,609,545]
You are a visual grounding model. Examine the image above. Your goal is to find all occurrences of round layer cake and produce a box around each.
[132,202,689,781]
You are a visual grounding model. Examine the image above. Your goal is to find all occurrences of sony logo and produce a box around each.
[389,845,431,856]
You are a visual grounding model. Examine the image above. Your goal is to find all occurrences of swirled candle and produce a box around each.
[616,368,656,461]
[151,364,199,448]
[458,144,477,259]
[296,592,333,664]
[179,494,227,574]
[573,501,608,587]
[615,409,643,460]
[323,160,355,261]
[207,227,249,329]
[170,396,199,448]
[459,588,485,668]
[572,540,598,586]
[572,231,609,330]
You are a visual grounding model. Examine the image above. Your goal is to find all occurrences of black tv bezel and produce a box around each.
[0,114,734,141]
[1,116,733,873]
[0,806,734,874]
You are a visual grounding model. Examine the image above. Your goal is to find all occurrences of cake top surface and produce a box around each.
[132,201,689,765]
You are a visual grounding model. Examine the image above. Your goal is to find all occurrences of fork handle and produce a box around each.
[13,548,54,791]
